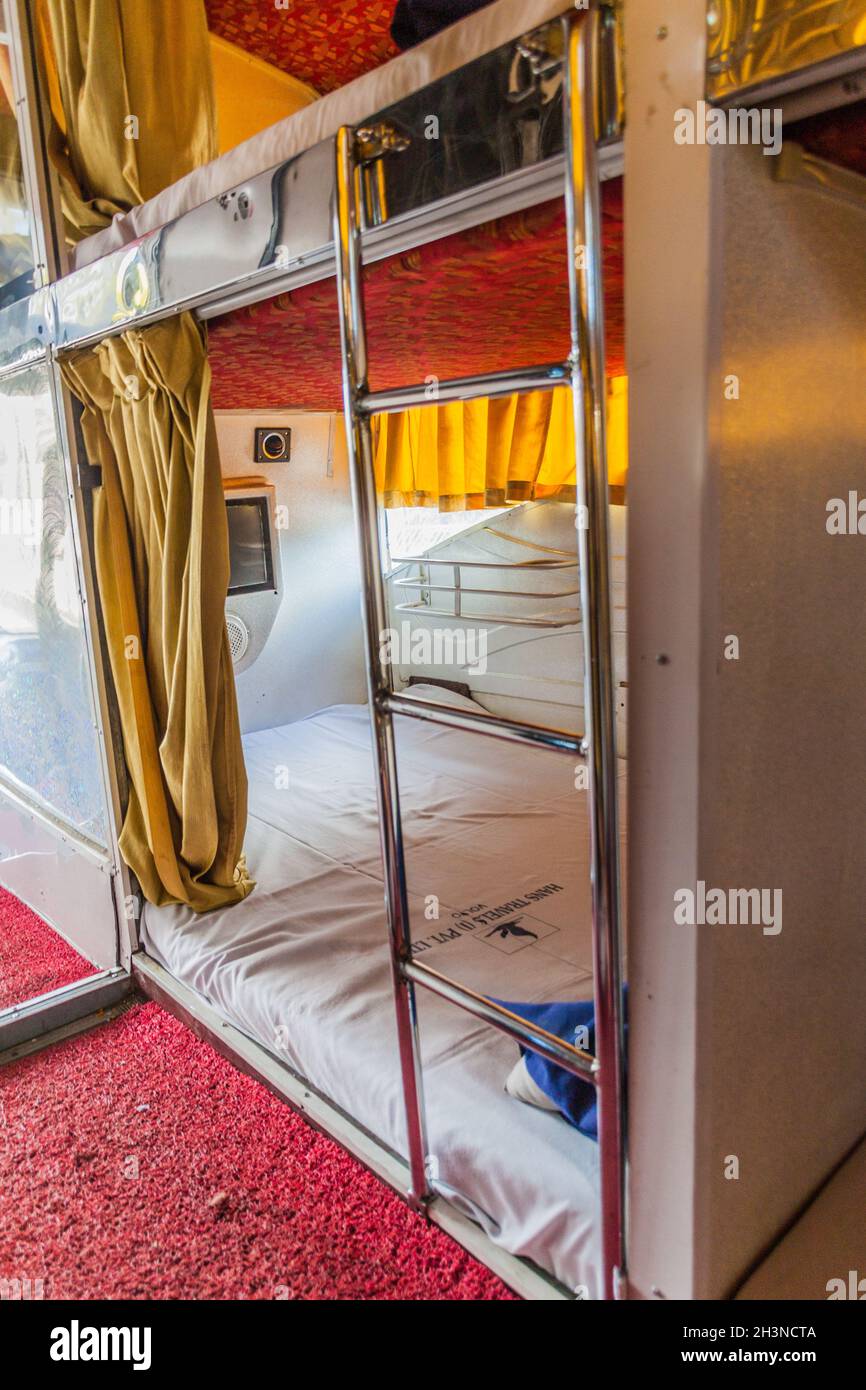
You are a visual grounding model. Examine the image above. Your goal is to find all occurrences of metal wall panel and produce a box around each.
[695,136,866,1299]
[0,793,117,972]
[707,0,866,101]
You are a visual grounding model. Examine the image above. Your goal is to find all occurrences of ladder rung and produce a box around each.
[359,362,573,415]
[403,958,599,1087]
[383,689,586,756]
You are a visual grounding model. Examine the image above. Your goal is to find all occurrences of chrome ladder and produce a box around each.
[333,8,626,1300]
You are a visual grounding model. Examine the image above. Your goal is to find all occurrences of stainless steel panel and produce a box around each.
[707,0,866,101]
[0,792,117,970]
[0,361,110,843]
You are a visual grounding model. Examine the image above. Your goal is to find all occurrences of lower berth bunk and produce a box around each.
[140,685,626,1296]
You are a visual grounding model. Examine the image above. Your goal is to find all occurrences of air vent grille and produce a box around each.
[226,612,250,665]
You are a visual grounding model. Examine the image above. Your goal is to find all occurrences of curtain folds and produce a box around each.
[371,380,628,511]
[38,0,217,243]
[62,314,253,913]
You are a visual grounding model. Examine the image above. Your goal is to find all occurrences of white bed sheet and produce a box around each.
[142,688,627,1295]
[73,0,571,269]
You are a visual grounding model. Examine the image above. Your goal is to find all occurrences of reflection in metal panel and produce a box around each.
[707,0,866,101]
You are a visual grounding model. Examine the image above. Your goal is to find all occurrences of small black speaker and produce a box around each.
[254,427,291,463]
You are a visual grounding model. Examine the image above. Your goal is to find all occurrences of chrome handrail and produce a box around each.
[391,553,581,626]
[562,6,626,1298]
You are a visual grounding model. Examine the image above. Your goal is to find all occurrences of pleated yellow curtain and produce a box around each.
[372,380,628,510]
[37,0,217,243]
[61,314,253,913]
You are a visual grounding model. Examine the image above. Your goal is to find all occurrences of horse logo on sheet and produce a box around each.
[485,917,539,944]
[410,885,564,956]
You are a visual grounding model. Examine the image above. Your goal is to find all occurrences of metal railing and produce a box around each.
[334,7,625,1300]
[390,549,581,629]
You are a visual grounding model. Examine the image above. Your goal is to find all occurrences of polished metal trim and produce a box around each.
[563,8,627,1300]
[50,151,619,357]
[44,74,622,359]
[360,362,573,414]
[195,143,622,325]
[0,967,131,1054]
[403,958,598,1084]
[334,124,432,1209]
[384,690,585,756]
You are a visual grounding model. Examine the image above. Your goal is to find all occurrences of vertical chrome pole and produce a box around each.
[562,11,627,1299]
[333,127,431,1208]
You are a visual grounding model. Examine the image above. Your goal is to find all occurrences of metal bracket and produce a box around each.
[514,23,565,83]
[353,122,411,164]
[353,123,412,229]
[507,23,565,108]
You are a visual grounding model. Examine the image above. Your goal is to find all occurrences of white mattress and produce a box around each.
[73,0,571,269]
[142,686,627,1295]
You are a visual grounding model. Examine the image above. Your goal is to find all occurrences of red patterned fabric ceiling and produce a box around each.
[208,180,624,412]
[204,0,400,94]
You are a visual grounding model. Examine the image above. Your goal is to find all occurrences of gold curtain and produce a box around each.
[61,314,253,913]
[38,0,217,243]
[372,380,628,511]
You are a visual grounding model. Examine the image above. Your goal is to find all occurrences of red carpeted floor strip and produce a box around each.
[0,1001,516,1300]
[0,887,98,1011]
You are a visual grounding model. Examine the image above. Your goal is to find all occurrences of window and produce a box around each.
[0,364,108,842]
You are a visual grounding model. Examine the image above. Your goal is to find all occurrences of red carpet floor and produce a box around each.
[0,1001,516,1300]
[0,887,98,1011]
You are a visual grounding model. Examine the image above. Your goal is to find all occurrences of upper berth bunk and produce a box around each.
[73,0,606,271]
[6,1,864,373]
[44,0,624,357]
